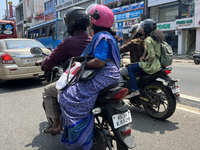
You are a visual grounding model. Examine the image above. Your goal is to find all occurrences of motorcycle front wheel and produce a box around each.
[142,81,176,120]
[194,59,200,65]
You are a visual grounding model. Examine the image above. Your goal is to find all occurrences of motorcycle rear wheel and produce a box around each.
[91,116,129,150]
[142,81,176,120]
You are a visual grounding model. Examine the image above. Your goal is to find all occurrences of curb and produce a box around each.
[178,95,200,109]
[173,59,194,63]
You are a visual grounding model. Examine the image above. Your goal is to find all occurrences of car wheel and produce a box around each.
[0,80,6,88]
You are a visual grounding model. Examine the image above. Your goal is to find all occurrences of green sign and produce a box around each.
[176,19,193,25]
[157,24,170,29]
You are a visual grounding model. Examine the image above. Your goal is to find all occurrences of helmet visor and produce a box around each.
[137,21,144,33]
[86,4,97,15]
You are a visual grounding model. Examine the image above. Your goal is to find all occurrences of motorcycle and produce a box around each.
[193,52,200,65]
[120,54,180,120]
[30,47,136,150]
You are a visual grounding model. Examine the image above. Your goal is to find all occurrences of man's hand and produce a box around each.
[35,60,43,66]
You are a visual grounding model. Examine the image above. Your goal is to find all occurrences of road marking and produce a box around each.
[180,94,200,102]
[177,106,200,115]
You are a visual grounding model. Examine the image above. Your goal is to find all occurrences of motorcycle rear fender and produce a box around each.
[137,68,172,85]
[102,102,136,148]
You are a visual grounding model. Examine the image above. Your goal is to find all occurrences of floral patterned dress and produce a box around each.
[139,36,162,75]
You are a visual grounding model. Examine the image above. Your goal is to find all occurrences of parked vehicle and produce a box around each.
[0,39,51,87]
[193,52,200,65]
[120,55,180,120]
[31,47,136,150]
[0,20,17,39]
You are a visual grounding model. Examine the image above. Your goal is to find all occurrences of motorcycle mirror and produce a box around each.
[30,47,43,55]
[47,48,52,51]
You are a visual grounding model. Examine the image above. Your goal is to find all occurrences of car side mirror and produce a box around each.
[30,47,43,55]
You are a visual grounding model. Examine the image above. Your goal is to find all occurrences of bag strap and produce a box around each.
[60,56,88,91]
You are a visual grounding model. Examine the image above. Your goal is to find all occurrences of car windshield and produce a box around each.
[5,40,45,49]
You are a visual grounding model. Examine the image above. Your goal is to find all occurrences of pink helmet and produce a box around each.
[87,4,114,28]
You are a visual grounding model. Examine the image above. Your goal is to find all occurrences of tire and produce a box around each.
[0,80,6,88]
[194,60,200,65]
[91,116,129,150]
[142,82,176,120]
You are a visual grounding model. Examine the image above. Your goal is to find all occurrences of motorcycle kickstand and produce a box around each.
[95,116,112,150]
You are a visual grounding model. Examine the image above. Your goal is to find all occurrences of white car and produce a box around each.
[0,38,51,86]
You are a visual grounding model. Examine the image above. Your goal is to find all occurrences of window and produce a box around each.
[150,3,179,23]
[36,29,39,38]
[0,23,14,35]
[5,40,45,49]
[33,30,36,38]
[28,31,31,38]
[42,27,46,36]
[181,0,194,18]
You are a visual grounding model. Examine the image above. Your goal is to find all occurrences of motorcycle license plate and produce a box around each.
[112,110,132,129]
[172,87,180,94]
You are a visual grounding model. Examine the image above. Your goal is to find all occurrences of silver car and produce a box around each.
[0,38,51,85]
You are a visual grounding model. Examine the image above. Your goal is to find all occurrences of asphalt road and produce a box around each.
[0,75,200,150]
[170,62,200,98]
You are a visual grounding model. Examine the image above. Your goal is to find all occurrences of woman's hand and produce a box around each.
[85,58,106,69]
[139,56,145,62]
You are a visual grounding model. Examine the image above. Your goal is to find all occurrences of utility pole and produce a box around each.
[141,0,148,21]
[6,0,9,20]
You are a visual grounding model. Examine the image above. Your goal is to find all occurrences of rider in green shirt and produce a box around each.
[125,19,165,99]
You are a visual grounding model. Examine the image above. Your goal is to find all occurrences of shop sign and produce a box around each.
[45,13,54,22]
[44,1,54,15]
[111,2,144,14]
[175,18,194,29]
[102,0,117,5]
[27,0,29,7]
[56,0,89,11]
[114,9,143,21]
[156,22,175,31]
[111,23,117,31]
[157,24,170,29]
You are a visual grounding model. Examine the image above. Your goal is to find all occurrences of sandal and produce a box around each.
[43,125,62,136]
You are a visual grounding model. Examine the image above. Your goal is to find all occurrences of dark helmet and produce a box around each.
[64,7,89,29]
[139,19,157,34]
[129,24,142,39]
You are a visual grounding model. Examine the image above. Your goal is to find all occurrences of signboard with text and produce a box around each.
[111,2,144,14]
[102,0,117,5]
[156,21,175,31]
[175,18,194,29]
[114,9,143,21]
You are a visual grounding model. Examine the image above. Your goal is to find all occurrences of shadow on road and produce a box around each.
[25,122,66,150]
[0,78,46,94]
[128,106,179,134]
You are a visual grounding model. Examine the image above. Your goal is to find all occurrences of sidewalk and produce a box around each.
[173,54,194,64]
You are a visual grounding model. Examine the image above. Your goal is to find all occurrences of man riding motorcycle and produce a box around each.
[35,7,92,135]
[119,24,146,88]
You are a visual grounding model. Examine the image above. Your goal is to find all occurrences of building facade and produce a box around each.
[149,0,196,54]
[14,0,199,54]
[15,0,44,38]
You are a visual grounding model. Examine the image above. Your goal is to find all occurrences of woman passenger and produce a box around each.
[58,4,120,150]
